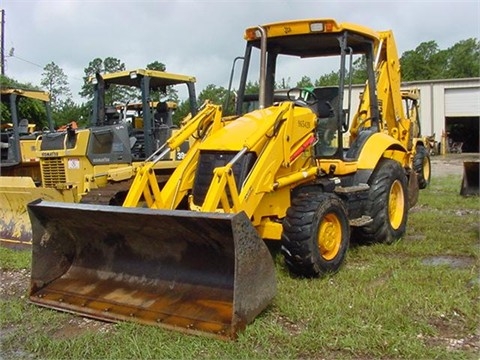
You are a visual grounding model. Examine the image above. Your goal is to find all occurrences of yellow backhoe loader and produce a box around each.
[28,19,430,339]
[0,69,198,247]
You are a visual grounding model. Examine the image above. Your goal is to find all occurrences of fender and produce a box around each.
[357,132,408,171]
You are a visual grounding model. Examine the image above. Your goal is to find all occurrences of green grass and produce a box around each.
[1,175,479,359]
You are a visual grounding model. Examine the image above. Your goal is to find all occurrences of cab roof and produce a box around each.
[91,69,196,88]
[244,18,381,57]
[1,88,50,102]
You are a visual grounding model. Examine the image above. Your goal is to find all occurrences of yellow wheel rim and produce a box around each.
[423,158,430,181]
[389,179,405,230]
[318,213,342,261]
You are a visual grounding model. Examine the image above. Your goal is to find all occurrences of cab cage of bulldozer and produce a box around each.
[0,88,54,167]
[90,69,198,159]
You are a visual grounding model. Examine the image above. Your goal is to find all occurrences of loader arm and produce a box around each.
[195,101,319,219]
[123,102,224,209]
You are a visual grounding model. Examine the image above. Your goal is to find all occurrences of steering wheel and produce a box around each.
[287,87,318,107]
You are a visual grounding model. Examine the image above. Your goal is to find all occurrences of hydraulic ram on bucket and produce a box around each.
[27,200,276,339]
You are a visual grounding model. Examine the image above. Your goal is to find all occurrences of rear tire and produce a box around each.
[281,193,350,278]
[414,145,431,189]
[353,158,408,245]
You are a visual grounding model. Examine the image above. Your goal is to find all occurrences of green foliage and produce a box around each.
[1,75,47,128]
[2,35,478,133]
[78,57,127,101]
[0,79,50,130]
[296,75,314,88]
[16,97,49,129]
[41,62,72,112]
[199,84,235,115]
[245,80,260,94]
[146,61,167,72]
[400,41,445,80]
[52,99,91,128]
[400,38,480,81]
[146,61,180,104]
[0,74,36,89]
[172,99,192,126]
[0,247,30,269]
[315,70,340,87]
[445,38,480,78]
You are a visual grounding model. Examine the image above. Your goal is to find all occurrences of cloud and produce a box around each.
[2,0,479,103]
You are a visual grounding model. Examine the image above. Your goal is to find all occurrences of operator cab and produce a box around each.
[288,86,340,157]
[232,19,381,161]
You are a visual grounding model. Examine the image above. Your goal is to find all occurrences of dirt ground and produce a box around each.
[430,153,479,177]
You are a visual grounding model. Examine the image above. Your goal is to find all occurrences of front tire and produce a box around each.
[281,193,350,278]
[413,145,431,189]
[353,158,408,245]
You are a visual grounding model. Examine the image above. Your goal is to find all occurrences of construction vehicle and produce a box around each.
[39,69,198,202]
[401,89,431,191]
[0,70,198,247]
[0,88,61,247]
[0,88,54,182]
[28,19,430,339]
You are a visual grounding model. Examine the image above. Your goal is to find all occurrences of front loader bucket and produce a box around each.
[0,177,76,247]
[27,200,276,339]
[460,161,479,196]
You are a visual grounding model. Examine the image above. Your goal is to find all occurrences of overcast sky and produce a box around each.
[2,0,480,103]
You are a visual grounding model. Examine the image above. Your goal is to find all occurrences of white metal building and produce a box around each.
[349,77,480,152]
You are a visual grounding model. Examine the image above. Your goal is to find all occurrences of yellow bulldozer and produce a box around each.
[28,19,431,339]
[0,69,198,246]
[1,88,54,182]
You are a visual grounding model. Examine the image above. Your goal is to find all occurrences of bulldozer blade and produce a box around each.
[460,161,479,196]
[0,177,76,248]
[27,200,276,339]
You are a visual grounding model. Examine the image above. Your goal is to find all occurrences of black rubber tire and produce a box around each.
[281,192,350,278]
[353,158,408,245]
[413,145,431,189]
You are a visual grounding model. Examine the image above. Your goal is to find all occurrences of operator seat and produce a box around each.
[154,101,169,125]
[310,86,339,118]
[18,119,30,136]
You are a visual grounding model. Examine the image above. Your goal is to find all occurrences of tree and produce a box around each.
[145,61,180,103]
[41,62,72,112]
[172,99,192,126]
[400,41,444,81]
[315,70,340,87]
[146,61,166,72]
[296,76,314,89]
[199,84,235,115]
[444,38,480,78]
[79,57,126,101]
[53,99,90,128]
[245,80,260,94]
[0,75,49,129]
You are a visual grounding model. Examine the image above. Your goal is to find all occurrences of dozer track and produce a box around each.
[80,180,135,205]
[80,173,173,205]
